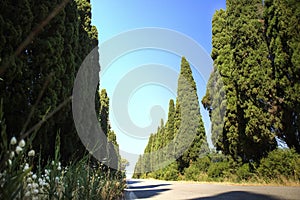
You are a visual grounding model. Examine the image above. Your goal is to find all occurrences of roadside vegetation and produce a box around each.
[0,117,126,200]
[135,148,300,186]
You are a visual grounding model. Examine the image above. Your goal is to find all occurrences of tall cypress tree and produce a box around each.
[204,0,278,161]
[99,89,109,136]
[264,0,300,153]
[0,0,33,139]
[165,99,175,142]
[175,57,208,170]
[202,9,228,152]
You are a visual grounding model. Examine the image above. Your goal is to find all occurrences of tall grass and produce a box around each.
[0,102,126,200]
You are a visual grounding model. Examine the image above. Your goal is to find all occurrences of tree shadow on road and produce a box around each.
[125,183,171,199]
[126,188,171,199]
[126,180,142,185]
[188,191,281,200]
[128,183,171,190]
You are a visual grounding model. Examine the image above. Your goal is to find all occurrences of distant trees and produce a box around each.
[133,57,208,178]
[98,89,120,169]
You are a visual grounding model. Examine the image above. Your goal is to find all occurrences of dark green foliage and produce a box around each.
[161,162,179,181]
[97,89,121,169]
[202,9,228,152]
[99,89,109,136]
[258,148,300,182]
[203,0,280,162]
[0,0,34,139]
[207,161,231,180]
[0,0,102,164]
[175,57,209,170]
[165,99,175,143]
[236,163,252,181]
[264,0,300,153]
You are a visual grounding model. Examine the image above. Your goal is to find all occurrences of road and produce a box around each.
[125,179,300,200]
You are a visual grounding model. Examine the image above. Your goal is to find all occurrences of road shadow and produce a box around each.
[125,181,171,199]
[126,188,171,199]
[128,183,171,190]
[126,180,142,185]
[188,191,281,200]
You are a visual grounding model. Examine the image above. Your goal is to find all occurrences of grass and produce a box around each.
[0,130,127,200]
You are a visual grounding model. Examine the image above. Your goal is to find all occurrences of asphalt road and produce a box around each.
[125,179,300,200]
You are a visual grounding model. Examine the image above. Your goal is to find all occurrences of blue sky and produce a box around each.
[90,0,226,174]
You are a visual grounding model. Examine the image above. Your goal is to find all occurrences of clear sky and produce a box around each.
[90,0,226,175]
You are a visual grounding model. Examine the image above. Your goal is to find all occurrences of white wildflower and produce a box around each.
[15,146,22,154]
[33,189,39,194]
[8,159,12,166]
[55,177,59,183]
[10,137,17,145]
[32,174,37,180]
[25,191,31,197]
[19,139,25,148]
[32,183,38,189]
[28,150,35,157]
[51,161,55,165]
[27,177,32,183]
[27,183,32,188]
[57,166,61,171]
[10,151,15,159]
[23,163,29,171]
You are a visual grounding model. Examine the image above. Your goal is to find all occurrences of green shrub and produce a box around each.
[207,161,231,180]
[236,163,253,181]
[162,162,179,181]
[184,164,201,181]
[258,148,300,182]
[195,156,211,173]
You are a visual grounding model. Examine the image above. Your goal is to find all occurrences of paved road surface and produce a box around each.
[125,179,300,200]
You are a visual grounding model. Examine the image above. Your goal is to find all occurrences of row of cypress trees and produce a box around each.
[134,0,300,178]
[0,0,118,165]
[133,57,209,177]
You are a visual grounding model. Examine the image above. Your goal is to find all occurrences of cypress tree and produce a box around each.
[202,9,228,152]
[175,57,208,170]
[0,0,101,163]
[0,0,33,139]
[165,99,175,142]
[204,0,278,161]
[99,89,109,136]
[227,0,277,161]
[264,0,300,153]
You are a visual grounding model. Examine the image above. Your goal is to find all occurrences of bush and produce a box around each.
[236,163,253,181]
[195,156,211,173]
[258,148,300,182]
[207,161,231,180]
[162,162,179,181]
[184,164,201,181]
